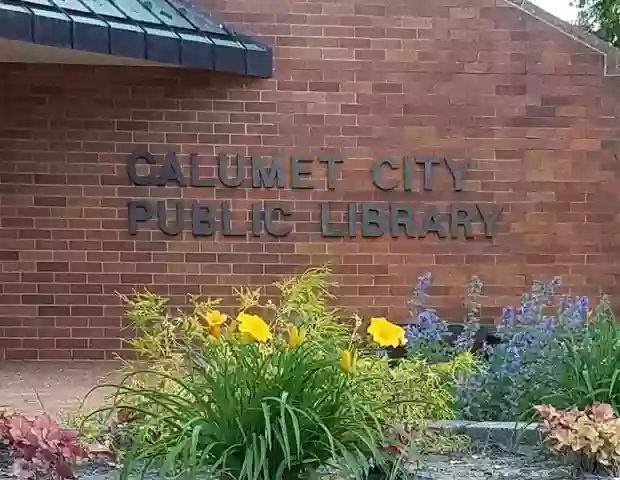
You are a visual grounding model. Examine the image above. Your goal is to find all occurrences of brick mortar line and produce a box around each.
[505,0,620,76]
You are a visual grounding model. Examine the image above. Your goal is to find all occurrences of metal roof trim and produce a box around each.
[0,0,273,77]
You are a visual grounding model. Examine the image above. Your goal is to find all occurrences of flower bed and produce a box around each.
[2,266,619,480]
[391,271,620,478]
[72,266,465,480]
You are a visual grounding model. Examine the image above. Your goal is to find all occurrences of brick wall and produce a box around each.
[2,0,620,360]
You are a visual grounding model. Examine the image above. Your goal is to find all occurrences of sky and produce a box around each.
[532,0,578,22]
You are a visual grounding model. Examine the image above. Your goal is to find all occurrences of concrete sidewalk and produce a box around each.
[0,361,120,418]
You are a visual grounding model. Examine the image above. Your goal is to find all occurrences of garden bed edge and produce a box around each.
[425,420,543,451]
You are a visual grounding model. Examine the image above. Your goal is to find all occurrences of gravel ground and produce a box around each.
[0,444,577,480]
[414,446,575,480]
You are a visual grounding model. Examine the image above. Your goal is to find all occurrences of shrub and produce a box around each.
[113,266,460,430]
[83,265,485,474]
[0,411,87,479]
[535,403,620,477]
[456,278,564,421]
[84,267,432,480]
[397,271,619,424]
[93,311,414,480]
[358,352,476,427]
[456,277,618,422]
[117,266,349,385]
[543,301,620,411]
[116,290,212,398]
[404,273,483,364]
[61,407,122,464]
[108,267,354,440]
[373,271,479,431]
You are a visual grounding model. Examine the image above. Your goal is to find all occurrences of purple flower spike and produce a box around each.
[418,310,438,326]
[501,307,515,327]
[415,272,432,298]
[542,316,555,332]
[559,296,570,313]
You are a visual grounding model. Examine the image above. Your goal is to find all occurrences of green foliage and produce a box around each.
[92,333,412,480]
[357,352,476,427]
[456,275,620,422]
[113,291,207,424]
[235,265,351,351]
[84,264,499,478]
[115,267,346,425]
[85,266,425,480]
[61,408,113,450]
[404,274,485,366]
[542,300,620,412]
[573,0,620,47]
[115,269,345,430]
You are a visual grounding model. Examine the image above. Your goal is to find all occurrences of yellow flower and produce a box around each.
[210,324,222,339]
[237,313,272,342]
[205,310,227,327]
[340,349,357,374]
[367,317,405,348]
[288,326,307,348]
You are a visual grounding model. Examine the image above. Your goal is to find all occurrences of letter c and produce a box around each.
[127,151,156,186]
[371,157,399,191]
[265,202,292,237]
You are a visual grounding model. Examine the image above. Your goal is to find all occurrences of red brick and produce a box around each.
[39,349,73,360]
[72,349,106,360]
[56,338,88,349]
[6,349,38,360]
[36,261,69,272]
[89,338,121,349]
[22,294,54,305]
[0,251,19,261]
[1,0,620,359]
[38,306,71,316]
[23,339,55,349]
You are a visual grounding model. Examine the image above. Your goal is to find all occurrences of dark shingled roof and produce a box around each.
[0,0,273,77]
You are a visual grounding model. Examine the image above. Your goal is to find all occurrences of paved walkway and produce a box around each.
[0,361,120,418]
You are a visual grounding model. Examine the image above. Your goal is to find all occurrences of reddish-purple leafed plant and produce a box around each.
[0,412,88,479]
[535,403,620,476]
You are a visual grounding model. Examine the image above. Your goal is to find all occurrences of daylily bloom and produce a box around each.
[340,349,356,374]
[288,326,307,348]
[237,313,272,342]
[210,324,222,339]
[368,317,405,348]
[205,310,227,326]
[205,310,227,338]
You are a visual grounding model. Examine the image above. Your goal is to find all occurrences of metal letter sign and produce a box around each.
[126,152,504,239]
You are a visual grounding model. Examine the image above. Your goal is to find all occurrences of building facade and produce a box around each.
[1,0,620,360]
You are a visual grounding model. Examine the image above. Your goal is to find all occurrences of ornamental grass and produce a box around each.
[84,266,423,480]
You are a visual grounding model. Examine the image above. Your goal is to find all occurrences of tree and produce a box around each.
[572,0,620,47]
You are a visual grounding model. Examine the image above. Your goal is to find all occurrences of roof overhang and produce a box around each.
[0,0,273,78]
